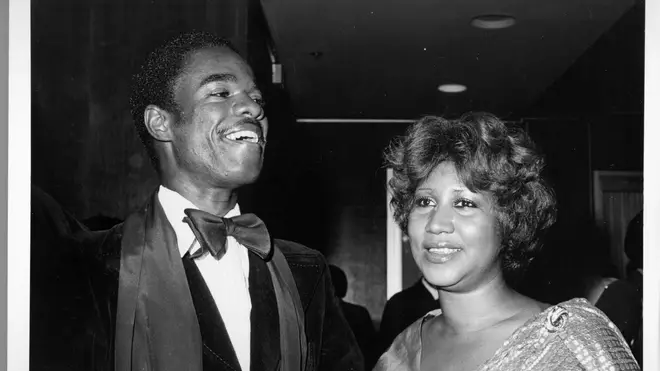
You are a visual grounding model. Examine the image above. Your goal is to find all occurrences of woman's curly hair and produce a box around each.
[384,112,557,275]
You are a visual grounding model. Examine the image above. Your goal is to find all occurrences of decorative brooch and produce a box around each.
[544,305,569,333]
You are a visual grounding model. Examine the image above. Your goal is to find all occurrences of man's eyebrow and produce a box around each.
[246,83,262,94]
[198,73,237,89]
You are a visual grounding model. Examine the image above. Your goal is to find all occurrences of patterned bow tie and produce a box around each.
[182,208,272,260]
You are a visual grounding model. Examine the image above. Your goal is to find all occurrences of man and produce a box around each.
[33,32,363,371]
[328,265,378,369]
[378,277,440,353]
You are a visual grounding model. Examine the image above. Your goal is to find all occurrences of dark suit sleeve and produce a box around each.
[31,186,116,371]
[378,295,406,354]
[354,306,378,370]
[317,261,365,371]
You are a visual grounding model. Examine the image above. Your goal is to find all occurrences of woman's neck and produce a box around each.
[437,276,530,334]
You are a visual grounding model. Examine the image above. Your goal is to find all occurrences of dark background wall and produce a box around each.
[519,1,644,304]
[31,0,644,323]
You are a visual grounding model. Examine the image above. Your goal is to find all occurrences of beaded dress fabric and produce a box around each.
[374,298,640,371]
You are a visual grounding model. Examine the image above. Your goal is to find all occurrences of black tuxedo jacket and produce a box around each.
[30,190,363,371]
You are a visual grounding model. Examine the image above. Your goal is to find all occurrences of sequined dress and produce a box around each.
[374,298,640,371]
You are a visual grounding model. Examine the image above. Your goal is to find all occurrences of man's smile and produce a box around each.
[220,120,266,145]
[225,129,260,143]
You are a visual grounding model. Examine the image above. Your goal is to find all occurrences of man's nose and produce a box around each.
[424,206,454,235]
[232,93,263,119]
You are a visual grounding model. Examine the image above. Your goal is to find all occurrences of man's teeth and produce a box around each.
[428,247,460,254]
[226,130,259,143]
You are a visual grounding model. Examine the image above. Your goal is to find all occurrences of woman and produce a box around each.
[375,112,639,371]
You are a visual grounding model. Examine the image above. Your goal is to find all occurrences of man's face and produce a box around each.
[169,46,268,189]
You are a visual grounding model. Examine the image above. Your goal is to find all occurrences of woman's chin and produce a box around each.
[421,269,461,290]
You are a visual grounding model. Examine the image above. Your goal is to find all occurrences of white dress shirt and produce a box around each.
[158,186,252,371]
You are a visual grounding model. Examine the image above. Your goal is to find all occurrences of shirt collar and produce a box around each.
[157,185,241,257]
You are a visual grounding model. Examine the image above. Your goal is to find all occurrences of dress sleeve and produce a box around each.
[373,311,440,371]
[480,299,640,371]
[559,301,641,370]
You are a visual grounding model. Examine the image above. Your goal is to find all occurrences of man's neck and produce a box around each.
[161,178,238,217]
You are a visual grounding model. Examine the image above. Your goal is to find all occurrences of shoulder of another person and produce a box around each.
[386,280,426,304]
[605,277,638,292]
[384,288,410,307]
[554,297,620,332]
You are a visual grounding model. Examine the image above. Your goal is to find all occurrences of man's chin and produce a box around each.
[214,167,263,189]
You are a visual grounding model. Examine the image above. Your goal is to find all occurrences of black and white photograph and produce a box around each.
[4,0,659,369]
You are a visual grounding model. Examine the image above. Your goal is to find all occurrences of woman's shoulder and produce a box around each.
[553,297,626,333]
[373,309,442,371]
[535,298,639,369]
[538,298,631,346]
[482,298,639,371]
[394,308,443,346]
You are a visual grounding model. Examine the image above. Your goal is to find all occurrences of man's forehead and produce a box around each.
[183,46,255,80]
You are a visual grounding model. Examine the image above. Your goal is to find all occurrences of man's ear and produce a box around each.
[144,105,175,142]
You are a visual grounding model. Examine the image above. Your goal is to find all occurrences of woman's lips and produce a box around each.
[424,243,462,263]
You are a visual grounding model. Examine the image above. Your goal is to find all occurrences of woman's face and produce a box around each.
[407,162,503,292]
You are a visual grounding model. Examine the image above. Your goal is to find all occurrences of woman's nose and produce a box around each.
[425,206,454,234]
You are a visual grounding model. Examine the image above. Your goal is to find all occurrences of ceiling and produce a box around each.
[261,0,637,120]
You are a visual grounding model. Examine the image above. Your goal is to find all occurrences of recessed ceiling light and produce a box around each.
[438,84,467,93]
[471,14,516,30]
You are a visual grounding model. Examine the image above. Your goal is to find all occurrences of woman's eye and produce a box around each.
[454,198,477,208]
[413,197,435,208]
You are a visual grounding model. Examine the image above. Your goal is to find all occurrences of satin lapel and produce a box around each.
[248,252,281,371]
[182,256,242,371]
[116,192,203,371]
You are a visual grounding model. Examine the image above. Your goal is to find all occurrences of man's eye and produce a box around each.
[253,97,266,107]
[210,91,231,98]
[454,199,476,208]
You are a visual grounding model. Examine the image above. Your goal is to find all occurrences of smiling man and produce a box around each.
[51,32,364,371]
